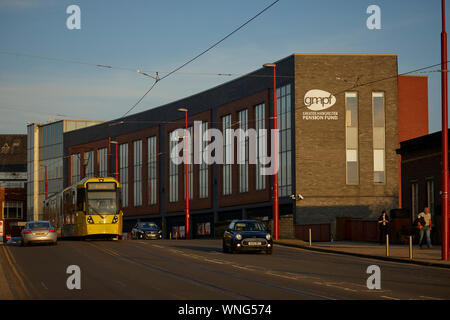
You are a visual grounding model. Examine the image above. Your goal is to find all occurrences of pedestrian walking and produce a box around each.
[378,210,389,244]
[417,207,433,249]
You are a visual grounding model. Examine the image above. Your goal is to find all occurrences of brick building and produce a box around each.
[0,135,27,241]
[397,131,445,244]
[62,54,428,239]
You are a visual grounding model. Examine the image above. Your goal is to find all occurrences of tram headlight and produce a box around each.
[112,216,118,224]
[87,216,94,224]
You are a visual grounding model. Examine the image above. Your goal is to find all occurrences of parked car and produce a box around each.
[223,220,273,254]
[21,221,57,246]
[131,222,163,240]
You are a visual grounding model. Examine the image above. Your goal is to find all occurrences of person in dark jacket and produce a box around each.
[378,210,390,244]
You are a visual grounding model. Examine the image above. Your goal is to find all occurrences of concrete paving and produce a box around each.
[275,239,450,268]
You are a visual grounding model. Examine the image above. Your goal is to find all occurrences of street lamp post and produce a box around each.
[178,108,190,240]
[441,0,449,261]
[263,63,279,241]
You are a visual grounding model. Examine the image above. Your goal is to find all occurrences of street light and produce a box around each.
[178,108,190,240]
[263,63,279,241]
[441,0,449,261]
[110,140,119,181]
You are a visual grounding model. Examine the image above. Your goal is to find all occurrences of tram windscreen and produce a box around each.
[87,191,118,214]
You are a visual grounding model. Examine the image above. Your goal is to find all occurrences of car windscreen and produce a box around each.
[28,222,50,229]
[233,222,266,232]
[87,191,117,214]
[139,223,158,230]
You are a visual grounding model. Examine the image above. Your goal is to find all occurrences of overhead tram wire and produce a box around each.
[294,60,450,112]
[120,0,281,118]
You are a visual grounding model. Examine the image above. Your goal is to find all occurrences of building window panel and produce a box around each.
[147,136,157,205]
[277,84,292,197]
[133,140,142,207]
[372,92,386,184]
[427,179,435,215]
[222,114,233,196]
[255,103,266,191]
[345,92,359,185]
[411,182,419,220]
[85,151,94,177]
[3,201,23,219]
[169,131,179,203]
[98,148,108,177]
[199,122,209,199]
[238,109,249,193]
[71,153,80,184]
[119,143,129,207]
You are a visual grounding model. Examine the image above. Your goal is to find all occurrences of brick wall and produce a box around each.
[294,54,399,226]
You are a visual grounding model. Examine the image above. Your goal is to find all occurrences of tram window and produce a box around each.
[77,189,85,212]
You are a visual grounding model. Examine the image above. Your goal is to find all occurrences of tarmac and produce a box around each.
[275,239,450,268]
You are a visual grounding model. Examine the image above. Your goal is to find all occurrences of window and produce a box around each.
[372,92,385,183]
[98,148,108,177]
[169,131,179,203]
[345,92,359,185]
[255,103,266,190]
[238,109,249,193]
[426,179,435,215]
[3,201,23,219]
[411,182,419,220]
[71,153,80,184]
[199,122,209,199]
[277,84,292,196]
[148,136,157,205]
[119,143,129,207]
[184,127,194,200]
[133,140,142,207]
[85,151,94,177]
[222,114,232,196]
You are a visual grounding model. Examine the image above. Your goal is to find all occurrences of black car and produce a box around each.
[131,222,163,240]
[223,220,273,254]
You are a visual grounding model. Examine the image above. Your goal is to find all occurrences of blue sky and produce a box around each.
[0,0,447,133]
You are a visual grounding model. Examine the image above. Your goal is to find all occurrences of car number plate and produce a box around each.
[248,241,261,246]
[35,232,45,236]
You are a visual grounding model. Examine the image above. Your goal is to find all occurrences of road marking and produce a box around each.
[41,282,48,290]
[232,265,253,271]
[419,295,444,300]
[151,244,164,248]
[324,282,358,292]
[2,246,32,298]
[265,271,298,280]
[202,258,224,264]
[87,242,119,257]
[381,295,400,300]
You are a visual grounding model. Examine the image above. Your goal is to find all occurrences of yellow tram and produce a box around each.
[43,177,123,239]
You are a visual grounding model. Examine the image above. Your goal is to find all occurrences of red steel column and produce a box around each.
[442,0,449,261]
[185,112,190,239]
[273,66,279,241]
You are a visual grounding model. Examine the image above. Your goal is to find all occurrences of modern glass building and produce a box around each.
[26,120,103,221]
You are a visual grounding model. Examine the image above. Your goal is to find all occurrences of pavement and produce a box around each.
[275,239,450,268]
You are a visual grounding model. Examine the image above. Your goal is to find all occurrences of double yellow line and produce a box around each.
[1,245,34,299]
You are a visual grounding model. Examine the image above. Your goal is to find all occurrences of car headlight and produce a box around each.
[266,234,271,240]
[112,216,118,224]
[87,216,94,224]
[235,234,242,241]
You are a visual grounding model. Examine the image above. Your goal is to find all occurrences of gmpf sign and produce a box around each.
[304,89,336,111]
